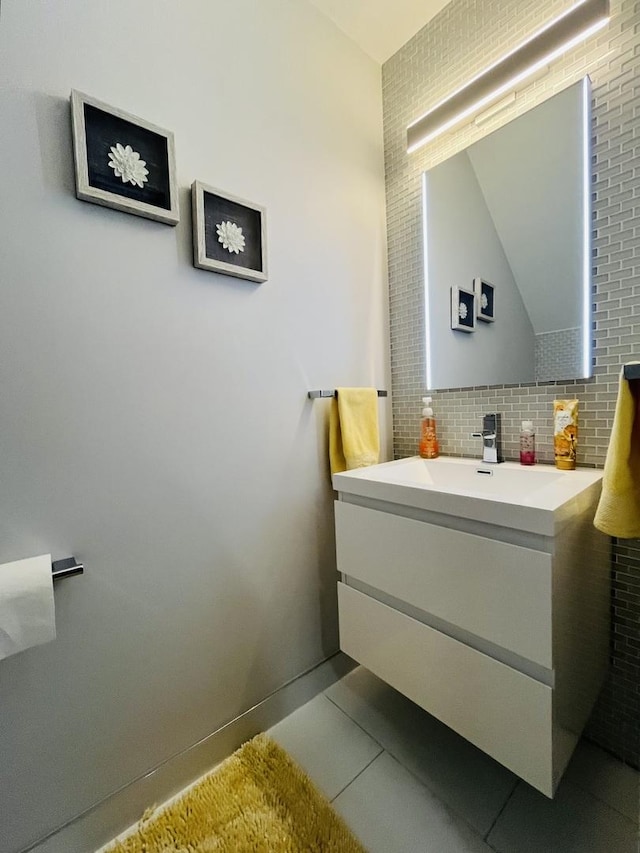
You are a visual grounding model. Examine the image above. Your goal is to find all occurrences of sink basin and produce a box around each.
[332,456,603,535]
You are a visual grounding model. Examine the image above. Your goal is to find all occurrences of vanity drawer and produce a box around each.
[338,582,554,796]
[335,501,552,668]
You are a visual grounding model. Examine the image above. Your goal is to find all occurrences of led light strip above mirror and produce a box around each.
[407,0,609,153]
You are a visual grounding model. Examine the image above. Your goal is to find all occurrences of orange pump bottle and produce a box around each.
[419,397,439,459]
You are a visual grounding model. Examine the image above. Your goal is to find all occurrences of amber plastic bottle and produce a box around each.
[419,397,439,459]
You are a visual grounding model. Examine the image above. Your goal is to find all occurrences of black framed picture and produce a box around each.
[191,181,267,283]
[70,90,179,225]
[474,277,495,322]
[451,286,476,332]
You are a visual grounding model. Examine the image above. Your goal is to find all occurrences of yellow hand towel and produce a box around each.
[329,388,380,475]
[594,365,640,538]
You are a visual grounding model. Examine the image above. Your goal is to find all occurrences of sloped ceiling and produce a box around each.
[307,0,450,63]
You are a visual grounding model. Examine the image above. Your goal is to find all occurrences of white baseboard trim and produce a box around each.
[25,652,355,853]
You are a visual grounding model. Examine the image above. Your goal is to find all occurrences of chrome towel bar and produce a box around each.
[308,389,387,399]
[623,363,640,380]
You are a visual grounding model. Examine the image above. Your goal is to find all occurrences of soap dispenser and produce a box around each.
[419,397,439,459]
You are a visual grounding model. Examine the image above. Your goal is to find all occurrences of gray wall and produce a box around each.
[425,150,535,389]
[0,2,390,850]
[467,82,585,336]
[382,0,639,766]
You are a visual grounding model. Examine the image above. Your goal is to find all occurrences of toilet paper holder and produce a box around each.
[51,557,84,581]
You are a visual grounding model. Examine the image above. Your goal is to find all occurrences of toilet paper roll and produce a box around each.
[0,554,56,661]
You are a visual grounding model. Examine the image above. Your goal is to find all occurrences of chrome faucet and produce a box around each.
[472,413,503,464]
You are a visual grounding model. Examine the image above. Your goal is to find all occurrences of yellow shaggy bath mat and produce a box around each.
[105,733,365,852]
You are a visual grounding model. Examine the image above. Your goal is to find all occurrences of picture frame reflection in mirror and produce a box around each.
[474,277,495,322]
[451,286,476,332]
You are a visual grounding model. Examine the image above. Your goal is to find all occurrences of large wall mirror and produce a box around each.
[423,77,591,390]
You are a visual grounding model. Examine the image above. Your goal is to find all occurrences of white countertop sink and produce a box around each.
[332,456,603,536]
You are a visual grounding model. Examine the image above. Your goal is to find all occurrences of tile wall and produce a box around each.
[535,328,582,382]
[382,0,639,765]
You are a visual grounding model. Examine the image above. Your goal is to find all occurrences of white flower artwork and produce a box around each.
[216,221,246,254]
[451,286,475,332]
[473,278,494,322]
[108,143,149,188]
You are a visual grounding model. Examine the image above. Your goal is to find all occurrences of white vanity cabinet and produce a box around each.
[333,457,609,797]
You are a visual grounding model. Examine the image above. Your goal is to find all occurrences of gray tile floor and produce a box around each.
[268,666,640,853]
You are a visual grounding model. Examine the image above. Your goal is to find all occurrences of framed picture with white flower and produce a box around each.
[70,90,179,225]
[191,181,267,283]
[450,286,475,332]
[474,277,495,322]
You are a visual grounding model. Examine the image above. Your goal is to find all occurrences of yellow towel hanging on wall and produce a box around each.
[594,364,640,538]
[329,388,380,475]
